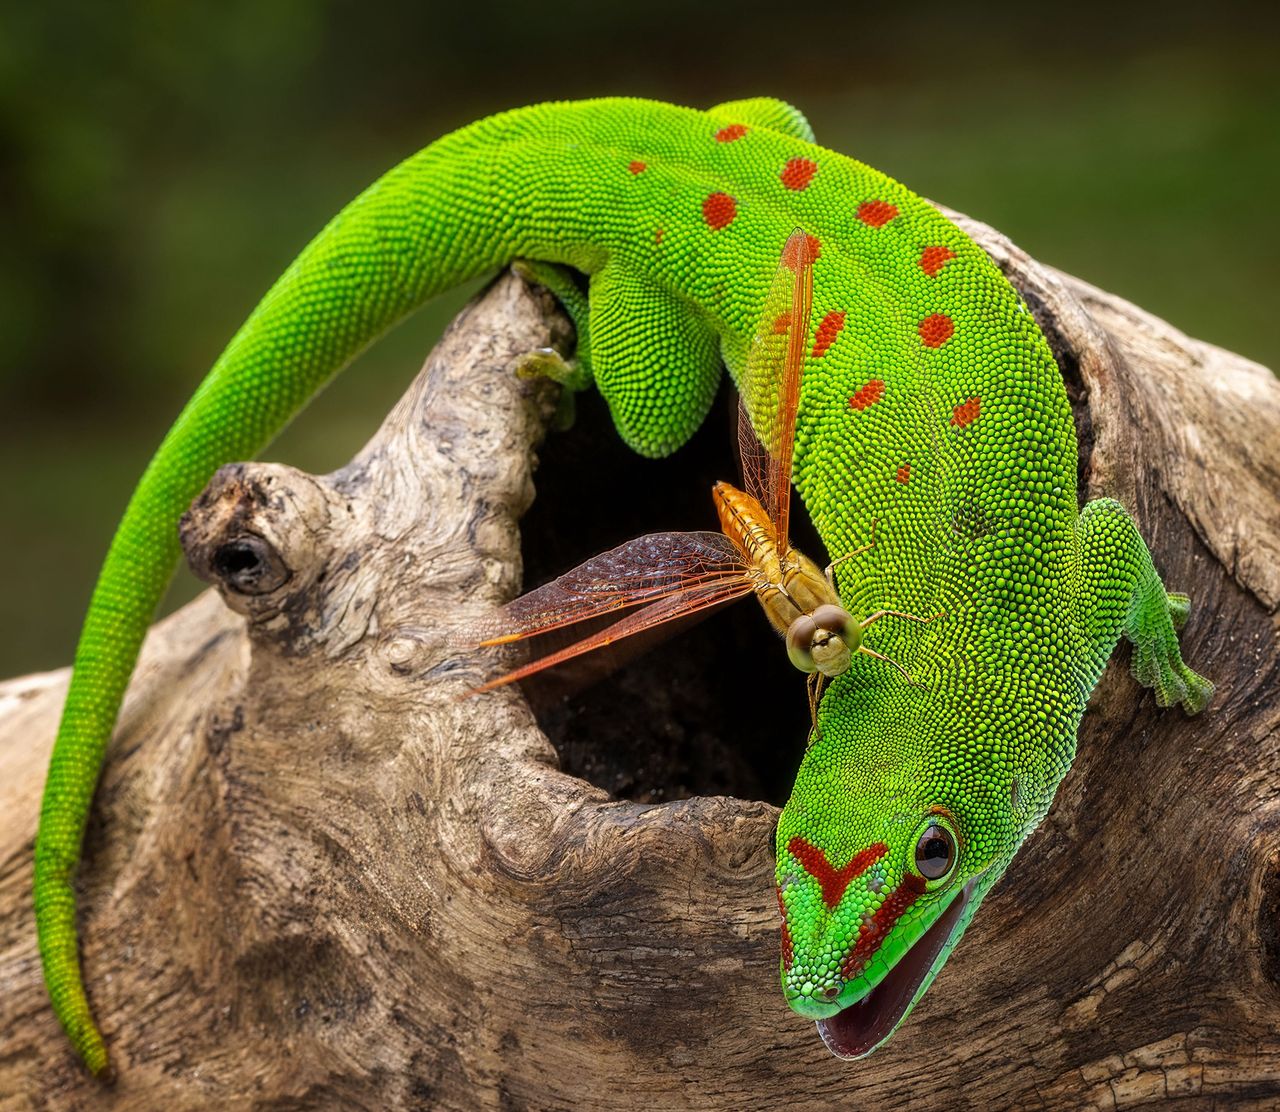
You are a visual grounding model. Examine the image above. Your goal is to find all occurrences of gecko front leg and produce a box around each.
[1075,498,1213,713]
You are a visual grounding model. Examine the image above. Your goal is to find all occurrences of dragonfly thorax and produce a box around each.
[712,479,861,675]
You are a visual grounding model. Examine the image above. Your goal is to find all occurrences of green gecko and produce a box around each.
[34,96,1211,1076]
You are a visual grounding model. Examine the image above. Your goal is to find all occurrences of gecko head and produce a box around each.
[773,692,1009,1060]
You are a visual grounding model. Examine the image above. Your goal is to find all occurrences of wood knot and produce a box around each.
[180,462,335,621]
[208,535,290,596]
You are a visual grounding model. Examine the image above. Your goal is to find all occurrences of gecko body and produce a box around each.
[34,97,1210,1073]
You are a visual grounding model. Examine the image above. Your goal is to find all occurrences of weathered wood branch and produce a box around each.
[1,215,1278,1109]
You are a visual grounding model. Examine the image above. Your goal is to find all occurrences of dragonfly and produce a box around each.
[471,229,935,725]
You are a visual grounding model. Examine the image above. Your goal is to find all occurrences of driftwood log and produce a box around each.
[1,210,1278,1111]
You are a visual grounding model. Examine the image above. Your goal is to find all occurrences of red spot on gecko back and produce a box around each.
[776,886,794,971]
[812,311,846,358]
[628,160,647,174]
[788,837,887,911]
[703,192,737,231]
[918,313,955,348]
[841,873,927,979]
[781,233,822,270]
[951,397,981,427]
[857,200,899,228]
[919,245,956,277]
[654,227,665,244]
[715,123,748,142]
[772,312,792,334]
[780,157,818,191]
[849,379,885,411]
[896,464,911,484]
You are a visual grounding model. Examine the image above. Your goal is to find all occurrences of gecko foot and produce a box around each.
[1127,587,1214,714]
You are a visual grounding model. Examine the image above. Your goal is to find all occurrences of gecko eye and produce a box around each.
[914,823,956,881]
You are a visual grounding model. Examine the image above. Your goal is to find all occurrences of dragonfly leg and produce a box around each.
[860,607,945,631]
[806,671,827,745]
[824,518,879,587]
[858,645,926,688]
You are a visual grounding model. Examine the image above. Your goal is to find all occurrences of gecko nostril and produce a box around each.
[819,983,842,1000]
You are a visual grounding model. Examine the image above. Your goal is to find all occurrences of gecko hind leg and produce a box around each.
[1078,498,1213,714]
[520,261,721,455]
[512,260,595,430]
[588,263,722,457]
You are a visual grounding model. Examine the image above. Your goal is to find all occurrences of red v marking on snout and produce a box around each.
[787,837,888,910]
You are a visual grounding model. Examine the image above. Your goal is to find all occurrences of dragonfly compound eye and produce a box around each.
[810,604,853,637]
[807,604,855,676]
[786,615,819,673]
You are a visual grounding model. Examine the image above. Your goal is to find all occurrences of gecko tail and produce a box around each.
[31,107,537,1074]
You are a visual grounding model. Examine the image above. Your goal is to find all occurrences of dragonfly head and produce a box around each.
[786,604,860,677]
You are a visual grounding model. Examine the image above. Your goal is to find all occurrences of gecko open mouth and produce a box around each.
[816,880,974,1059]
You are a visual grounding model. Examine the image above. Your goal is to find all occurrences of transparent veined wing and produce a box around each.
[471,574,755,694]
[474,531,747,648]
[737,228,815,553]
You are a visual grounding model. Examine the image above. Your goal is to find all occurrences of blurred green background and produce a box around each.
[2,1,1276,677]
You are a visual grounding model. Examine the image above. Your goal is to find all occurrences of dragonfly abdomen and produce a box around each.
[713,480,776,564]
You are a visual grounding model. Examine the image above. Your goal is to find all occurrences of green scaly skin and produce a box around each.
[34,96,1211,1075]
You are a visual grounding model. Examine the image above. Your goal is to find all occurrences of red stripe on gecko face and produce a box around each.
[788,837,887,911]
[776,885,794,971]
[841,873,927,978]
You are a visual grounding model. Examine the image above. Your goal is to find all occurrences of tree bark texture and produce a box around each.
[1,211,1278,1110]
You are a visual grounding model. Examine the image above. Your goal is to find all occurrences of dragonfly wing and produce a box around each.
[475,530,746,646]
[471,577,755,694]
[738,228,815,550]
